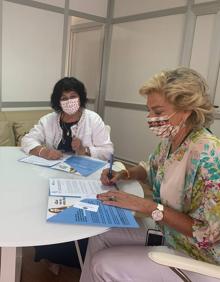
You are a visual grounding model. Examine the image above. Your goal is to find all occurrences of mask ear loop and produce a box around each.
[169,114,188,138]
[167,111,177,119]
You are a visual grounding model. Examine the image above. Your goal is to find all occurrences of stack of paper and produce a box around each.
[47,178,139,228]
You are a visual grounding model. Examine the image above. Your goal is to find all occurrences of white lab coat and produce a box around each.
[21,109,113,161]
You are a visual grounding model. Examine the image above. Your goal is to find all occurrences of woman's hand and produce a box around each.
[97,191,156,215]
[100,168,127,186]
[30,146,63,160]
[40,148,63,160]
[71,137,86,155]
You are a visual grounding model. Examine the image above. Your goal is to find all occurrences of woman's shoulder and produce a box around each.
[191,128,220,143]
[40,111,58,120]
[189,128,220,155]
[83,109,103,121]
[39,112,59,125]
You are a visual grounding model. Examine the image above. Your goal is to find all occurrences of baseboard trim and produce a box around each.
[114,156,138,167]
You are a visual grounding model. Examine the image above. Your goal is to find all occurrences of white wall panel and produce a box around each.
[211,119,220,138]
[114,0,186,18]
[69,0,107,17]
[2,2,63,102]
[34,0,65,7]
[87,103,95,111]
[194,0,215,3]
[106,15,185,104]
[105,107,160,163]
[213,70,220,109]
[190,15,215,78]
[69,27,103,99]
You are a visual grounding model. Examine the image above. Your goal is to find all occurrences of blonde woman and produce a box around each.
[80,67,220,282]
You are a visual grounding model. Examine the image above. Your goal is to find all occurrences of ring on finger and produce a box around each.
[109,195,117,201]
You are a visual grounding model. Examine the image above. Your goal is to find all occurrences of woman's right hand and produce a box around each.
[31,146,63,160]
[38,148,63,160]
[100,168,126,186]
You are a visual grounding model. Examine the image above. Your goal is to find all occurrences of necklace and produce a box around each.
[169,128,193,156]
[61,122,71,136]
[59,111,81,144]
[60,121,75,144]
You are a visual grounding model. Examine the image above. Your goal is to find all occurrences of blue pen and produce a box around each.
[108,154,114,179]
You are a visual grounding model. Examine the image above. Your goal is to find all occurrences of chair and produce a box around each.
[105,124,111,134]
[148,246,220,281]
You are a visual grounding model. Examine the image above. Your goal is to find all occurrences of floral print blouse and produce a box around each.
[146,127,220,265]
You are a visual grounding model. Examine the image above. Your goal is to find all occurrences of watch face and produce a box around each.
[152,209,163,221]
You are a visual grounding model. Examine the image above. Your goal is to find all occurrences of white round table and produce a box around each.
[0,147,143,282]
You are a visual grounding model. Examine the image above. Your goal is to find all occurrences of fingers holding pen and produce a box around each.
[100,169,122,186]
[43,149,63,160]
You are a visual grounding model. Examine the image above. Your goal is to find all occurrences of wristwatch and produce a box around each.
[151,203,164,221]
[85,146,90,156]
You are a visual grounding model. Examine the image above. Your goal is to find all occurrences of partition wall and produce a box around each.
[1,0,220,163]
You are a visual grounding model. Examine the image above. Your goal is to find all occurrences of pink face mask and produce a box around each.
[60,98,80,115]
[147,112,181,138]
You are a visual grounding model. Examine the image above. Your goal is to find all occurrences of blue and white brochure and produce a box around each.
[47,197,139,228]
[47,178,139,228]
[63,155,107,176]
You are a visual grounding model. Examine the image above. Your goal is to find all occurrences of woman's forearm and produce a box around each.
[30,146,43,156]
[162,206,194,237]
[123,165,148,183]
[141,199,194,237]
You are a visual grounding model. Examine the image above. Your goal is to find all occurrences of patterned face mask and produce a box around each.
[60,98,80,115]
[147,112,181,138]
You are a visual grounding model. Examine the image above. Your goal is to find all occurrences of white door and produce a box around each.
[68,24,104,111]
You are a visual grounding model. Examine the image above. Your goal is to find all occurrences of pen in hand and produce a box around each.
[108,154,114,179]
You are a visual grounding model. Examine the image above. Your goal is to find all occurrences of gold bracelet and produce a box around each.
[38,147,46,157]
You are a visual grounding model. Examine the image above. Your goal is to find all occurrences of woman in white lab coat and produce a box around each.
[21,76,113,161]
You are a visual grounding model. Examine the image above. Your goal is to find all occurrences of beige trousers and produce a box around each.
[80,222,219,282]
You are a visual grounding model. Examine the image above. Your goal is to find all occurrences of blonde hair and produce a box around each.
[139,67,214,129]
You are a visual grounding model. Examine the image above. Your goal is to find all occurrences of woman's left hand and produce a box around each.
[71,137,85,155]
[97,191,156,215]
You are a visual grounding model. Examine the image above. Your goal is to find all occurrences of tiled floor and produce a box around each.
[21,247,81,282]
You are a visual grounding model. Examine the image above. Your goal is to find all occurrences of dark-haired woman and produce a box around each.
[21,77,113,272]
[21,77,113,161]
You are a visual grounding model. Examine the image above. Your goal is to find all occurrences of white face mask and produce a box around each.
[60,98,80,115]
[147,112,182,138]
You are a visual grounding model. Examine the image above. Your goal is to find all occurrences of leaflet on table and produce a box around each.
[47,178,139,228]
[51,162,76,173]
[62,155,107,176]
[18,155,67,167]
[47,197,139,228]
[49,178,110,197]
[19,154,107,176]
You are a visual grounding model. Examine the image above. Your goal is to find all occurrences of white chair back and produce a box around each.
[105,125,111,134]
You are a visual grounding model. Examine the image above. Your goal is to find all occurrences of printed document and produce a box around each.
[47,178,139,228]
[47,197,139,228]
[49,178,109,197]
